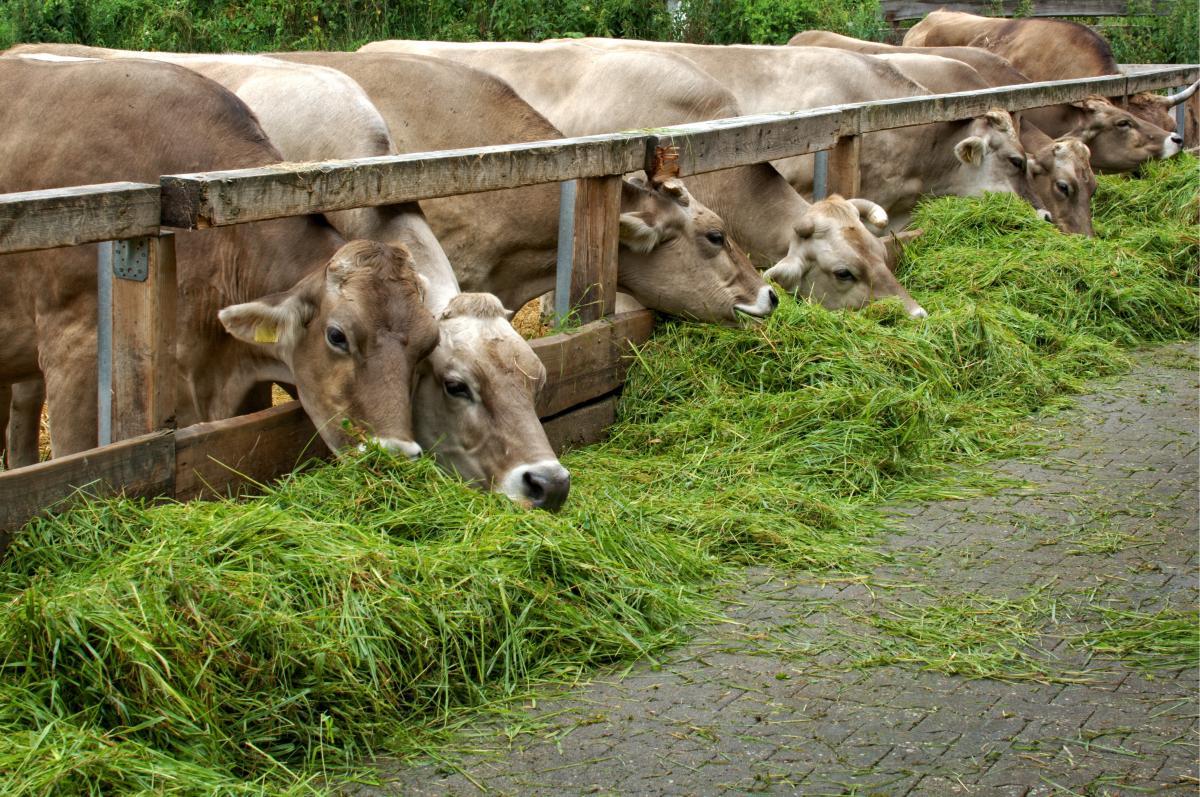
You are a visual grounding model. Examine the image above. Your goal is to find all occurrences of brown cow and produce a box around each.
[902,11,1195,138]
[0,56,436,458]
[274,49,778,324]
[791,30,1177,179]
[355,42,924,317]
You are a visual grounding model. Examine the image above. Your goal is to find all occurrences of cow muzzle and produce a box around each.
[734,286,779,322]
[500,460,572,511]
[364,437,423,460]
[1162,134,1184,158]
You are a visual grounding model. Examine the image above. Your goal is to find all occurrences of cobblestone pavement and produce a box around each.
[359,344,1199,796]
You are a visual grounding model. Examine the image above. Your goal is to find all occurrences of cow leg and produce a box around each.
[6,377,45,468]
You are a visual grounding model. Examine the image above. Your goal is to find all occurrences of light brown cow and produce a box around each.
[355,42,923,316]
[413,293,570,511]
[901,11,1195,139]
[8,46,575,508]
[858,50,1095,236]
[563,39,1048,233]
[0,56,436,458]
[275,49,777,323]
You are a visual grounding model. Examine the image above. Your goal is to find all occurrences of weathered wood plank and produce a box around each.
[0,182,159,255]
[110,234,177,442]
[653,109,844,176]
[653,67,1196,176]
[173,401,330,501]
[160,133,647,229]
[569,175,622,324]
[542,395,618,454]
[828,135,862,199]
[532,309,655,418]
[0,430,175,549]
[1124,68,1200,97]
[881,0,1173,21]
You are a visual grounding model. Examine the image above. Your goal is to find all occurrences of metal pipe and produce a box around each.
[813,149,829,200]
[554,180,578,325]
[96,242,113,447]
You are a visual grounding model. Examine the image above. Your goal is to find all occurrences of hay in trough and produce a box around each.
[0,155,1195,793]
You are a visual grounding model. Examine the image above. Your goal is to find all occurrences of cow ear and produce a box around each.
[954,136,987,167]
[983,109,1013,133]
[655,178,691,207]
[219,290,315,351]
[618,211,661,253]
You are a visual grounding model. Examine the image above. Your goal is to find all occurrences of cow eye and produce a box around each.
[1116,119,1132,129]
[443,379,472,400]
[1055,180,1072,196]
[834,268,856,282]
[325,325,349,353]
[1009,156,1026,170]
[705,230,725,246]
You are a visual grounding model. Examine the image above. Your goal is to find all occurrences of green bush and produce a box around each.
[1097,1,1200,65]
[0,0,881,51]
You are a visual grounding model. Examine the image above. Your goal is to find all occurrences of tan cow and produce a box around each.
[902,11,1195,139]
[561,39,1048,232]
[0,56,436,459]
[791,31,1180,180]
[413,293,570,511]
[355,43,923,316]
[275,49,777,323]
[5,48,575,508]
[857,50,1095,236]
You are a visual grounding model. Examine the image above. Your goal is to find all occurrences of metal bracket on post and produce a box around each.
[813,149,829,201]
[554,180,578,325]
[111,238,149,281]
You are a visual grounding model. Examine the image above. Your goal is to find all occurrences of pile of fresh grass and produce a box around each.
[0,155,1195,793]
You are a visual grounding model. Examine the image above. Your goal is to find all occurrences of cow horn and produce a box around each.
[1163,80,1199,107]
[849,198,889,232]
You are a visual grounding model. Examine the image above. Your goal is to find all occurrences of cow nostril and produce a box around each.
[768,288,779,308]
[522,470,545,503]
[1171,135,1183,144]
[522,468,571,512]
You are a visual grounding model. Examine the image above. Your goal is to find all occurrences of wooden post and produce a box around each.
[1184,87,1199,149]
[99,232,177,444]
[568,175,622,325]
[828,135,862,199]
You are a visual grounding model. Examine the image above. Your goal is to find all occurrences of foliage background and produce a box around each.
[0,0,1192,61]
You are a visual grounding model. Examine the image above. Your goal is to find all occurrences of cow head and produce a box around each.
[412,293,570,511]
[949,109,1050,220]
[764,196,927,318]
[616,177,777,325]
[219,240,438,456]
[1124,82,1198,133]
[1067,96,1182,173]
[1028,137,1096,237]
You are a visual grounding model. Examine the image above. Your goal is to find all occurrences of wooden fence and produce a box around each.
[0,63,1196,544]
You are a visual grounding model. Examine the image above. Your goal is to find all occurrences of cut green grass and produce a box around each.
[837,591,1066,682]
[0,155,1195,793]
[1076,605,1200,673]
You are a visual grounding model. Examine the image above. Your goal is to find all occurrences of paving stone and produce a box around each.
[355,344,1199,796]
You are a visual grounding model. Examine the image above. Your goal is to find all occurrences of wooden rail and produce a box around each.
[154,66,1196,226]
[0,63,1196,542]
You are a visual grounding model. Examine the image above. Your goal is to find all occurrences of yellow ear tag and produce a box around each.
[254,322,278,344]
